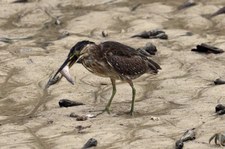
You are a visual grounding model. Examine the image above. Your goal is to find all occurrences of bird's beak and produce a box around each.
[51,57,76,85]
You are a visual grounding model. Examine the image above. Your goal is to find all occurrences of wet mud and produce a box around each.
[1,0,225,148]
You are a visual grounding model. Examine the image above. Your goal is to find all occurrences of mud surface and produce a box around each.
[1,0,225,148]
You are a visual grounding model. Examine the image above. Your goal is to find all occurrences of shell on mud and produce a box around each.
[214,78,225,85]
[137,42,157,56]
[191,43,224,54]
[59,99,84,108]
[180,128,196,142]
[82,138,98,149]
[215,104,225,115]
[131,29,168,40]
[175,140,184,149]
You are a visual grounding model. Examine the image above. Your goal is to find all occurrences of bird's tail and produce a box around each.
[147,58,161,74]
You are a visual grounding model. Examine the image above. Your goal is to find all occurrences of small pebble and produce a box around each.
[76,115,88,121]
[102,30,108,37]
[86,114,96,118]
[150,116,160,121]
[70,112,79,118]
[121,29,126,33]
[185,32,193,36]
[47,120,54,124]
[75,125,91,133]
[55,17,61,25]
[58,31,70,39]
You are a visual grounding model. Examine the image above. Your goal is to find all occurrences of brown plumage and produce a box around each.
[79,41,160,79]
[49,40,161,115]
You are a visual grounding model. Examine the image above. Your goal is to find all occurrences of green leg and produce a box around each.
[128,80,136,116]
[104,78,116,114]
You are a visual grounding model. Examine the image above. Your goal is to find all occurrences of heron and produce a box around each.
[48,40,161,115]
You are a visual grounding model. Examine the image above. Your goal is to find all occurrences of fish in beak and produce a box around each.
[46,40,95,88]
[55,57,75,85]
[46,55,78,88]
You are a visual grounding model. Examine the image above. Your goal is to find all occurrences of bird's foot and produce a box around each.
[129,109,134,116]
[94,107,111,116]
[120,111,135,117]
[103,107,111,114]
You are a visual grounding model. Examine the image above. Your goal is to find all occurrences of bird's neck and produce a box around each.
[80,44,101,59]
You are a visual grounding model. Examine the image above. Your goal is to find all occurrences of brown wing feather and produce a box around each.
[100,41,139,57]
[146,58,161,74]
[106,54,148,77]
[101,41,160,78]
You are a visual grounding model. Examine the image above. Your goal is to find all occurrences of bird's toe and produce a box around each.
[103,107,111,114]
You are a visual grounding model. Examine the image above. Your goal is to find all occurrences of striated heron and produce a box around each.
[48,41,161,115]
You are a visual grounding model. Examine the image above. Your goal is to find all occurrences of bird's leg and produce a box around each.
[104,78,116,114]
[127,80,136,116]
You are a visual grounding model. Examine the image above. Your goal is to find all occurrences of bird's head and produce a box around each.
[47,40,95,87]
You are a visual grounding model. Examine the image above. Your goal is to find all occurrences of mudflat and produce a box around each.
[1,0,225,148]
